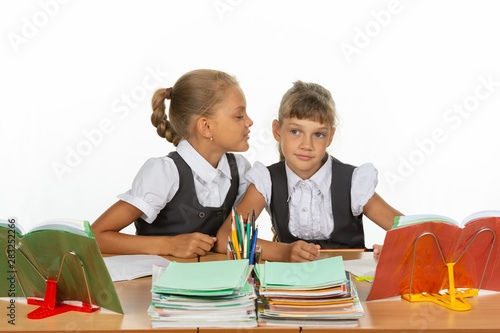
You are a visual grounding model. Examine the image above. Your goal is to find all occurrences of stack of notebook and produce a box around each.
[148,259,257,328]
[254,256,364,327]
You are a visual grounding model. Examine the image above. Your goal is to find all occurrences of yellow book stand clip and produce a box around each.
[402,263,478,311]
[401,230,495,311]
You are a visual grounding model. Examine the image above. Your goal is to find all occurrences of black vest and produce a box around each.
[135,152,239,236]
[268,157,365,249]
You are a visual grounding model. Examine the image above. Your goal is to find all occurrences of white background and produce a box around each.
[1,0,500,247]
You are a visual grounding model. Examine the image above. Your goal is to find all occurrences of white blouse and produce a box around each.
[246,156,378,240]
[118,140,251,224]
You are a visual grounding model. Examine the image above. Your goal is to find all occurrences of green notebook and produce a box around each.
[0,218,123,314]
[153,259,252,296]
[258,256,347,289]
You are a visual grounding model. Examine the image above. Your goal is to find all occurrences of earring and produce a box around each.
[210,137,213,141]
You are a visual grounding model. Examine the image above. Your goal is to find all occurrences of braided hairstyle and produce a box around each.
[151,69,239,146]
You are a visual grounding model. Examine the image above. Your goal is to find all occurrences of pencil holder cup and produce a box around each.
[227,245,262,265]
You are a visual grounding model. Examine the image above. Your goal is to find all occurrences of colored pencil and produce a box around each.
[231,210,241,259]
[234,211,243,259]
[239,214,245,258]
[243,230,247,259]
[246,217,251,259]
[249,227,258,265]
[227,236,236,260]
[251,210,256,235]
[319,248,366,253]
[226,239,233,260]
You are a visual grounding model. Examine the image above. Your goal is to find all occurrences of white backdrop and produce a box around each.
[2,0,500,247]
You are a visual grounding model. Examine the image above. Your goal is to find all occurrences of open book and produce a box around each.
[103,255,171,282]
[0,218,123,314]
[368,211,500,301]
[391,210,500,229]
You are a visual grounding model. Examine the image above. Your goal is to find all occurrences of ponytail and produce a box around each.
[151,87,180,146]
[150,69,238,146]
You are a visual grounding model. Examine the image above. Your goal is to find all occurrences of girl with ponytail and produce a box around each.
[215,80,401,262]
[92,69,253,258]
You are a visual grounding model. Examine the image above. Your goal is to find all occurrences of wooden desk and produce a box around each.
[2,252,500,332]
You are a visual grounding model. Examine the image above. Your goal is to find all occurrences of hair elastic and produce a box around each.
[165,87,173,100]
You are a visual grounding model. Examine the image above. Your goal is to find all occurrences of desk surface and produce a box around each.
[2,252,500,332]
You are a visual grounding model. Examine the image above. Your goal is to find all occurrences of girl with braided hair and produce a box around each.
[92,69,253,258]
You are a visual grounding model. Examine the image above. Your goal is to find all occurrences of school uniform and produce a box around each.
[246,156,378,249]
[118,140,251,236]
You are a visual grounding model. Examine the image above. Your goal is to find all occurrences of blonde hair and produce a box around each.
[277,80,337,160]
[151,69,239,146]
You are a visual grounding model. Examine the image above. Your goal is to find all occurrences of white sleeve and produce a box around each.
[233,154,252,205]
[245,161,272,207]
[117,157,179,223]
[351,163,378,217]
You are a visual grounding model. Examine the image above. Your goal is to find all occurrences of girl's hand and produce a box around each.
[373,244,383,263]
[285,241,321,262]
[166,233,216,258]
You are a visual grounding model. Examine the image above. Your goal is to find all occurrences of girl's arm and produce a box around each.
[214,184,320,262]
[257,238,320,262]
[362,192,403,231]
[362,192,403,262]
[92,200,216,258]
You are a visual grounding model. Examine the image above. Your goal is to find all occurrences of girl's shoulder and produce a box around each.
[252,160,270,170]
[245,161,273,203]
[138,155,179,176]
[330,156,377,173]
[147,154,177,165]
[353,162,377,175]
[351,162,378,190]
[247,160,271,179]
